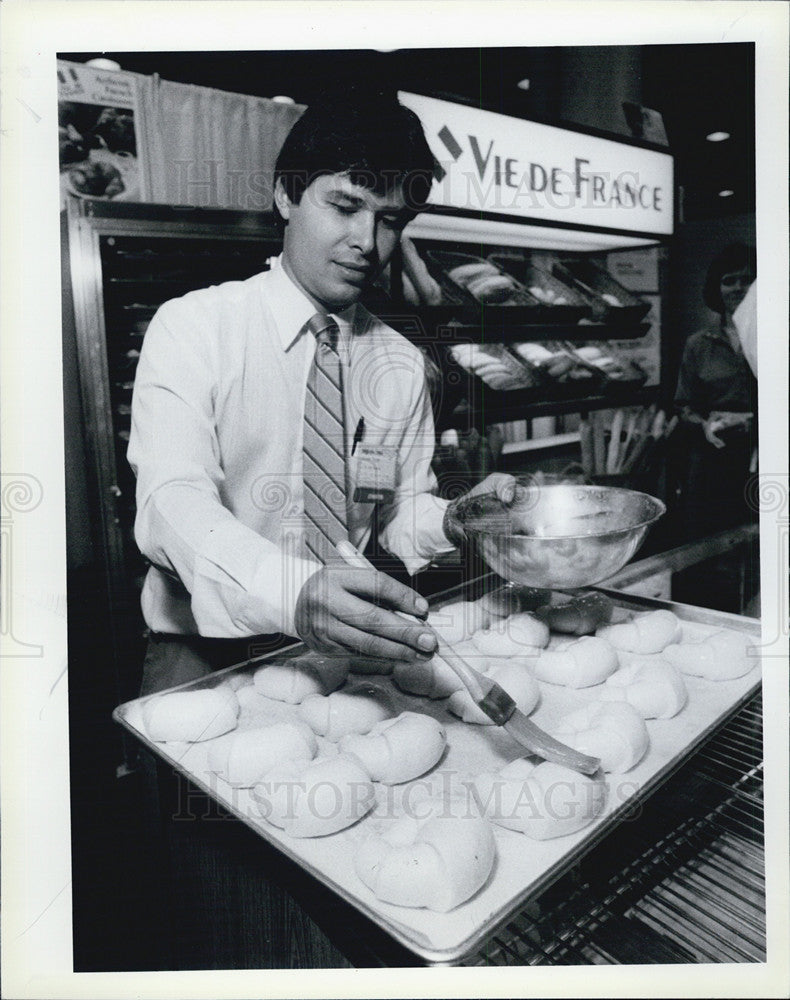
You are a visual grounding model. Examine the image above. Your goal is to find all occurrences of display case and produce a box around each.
[65,197,283,714]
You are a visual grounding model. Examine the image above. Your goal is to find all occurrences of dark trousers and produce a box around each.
[140,631,293,696]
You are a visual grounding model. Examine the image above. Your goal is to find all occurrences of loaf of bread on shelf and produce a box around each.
[252,754,375,838]
[597,609,682,654]
[355,795,496,911]
[253,652,348,704]
[555,701,649,773]
[448,662,540,725]
[474,758,607,839]
[142,686,240,743]
[663,629,756,680]
[534,635,619,688]
[340,712,446,784]
[207,720,318,787]
[534,592,615,635]
[600,656,688,718]
[298,683,394,740]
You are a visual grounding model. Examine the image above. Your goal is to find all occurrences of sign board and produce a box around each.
[57,60,145,205]
[399,91,674,237]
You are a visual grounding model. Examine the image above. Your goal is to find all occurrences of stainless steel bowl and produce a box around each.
[455,483,665,589]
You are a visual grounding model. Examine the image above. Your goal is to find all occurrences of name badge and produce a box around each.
[353,445,397,504]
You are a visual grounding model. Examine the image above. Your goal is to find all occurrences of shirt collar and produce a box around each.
[266,254,358,352]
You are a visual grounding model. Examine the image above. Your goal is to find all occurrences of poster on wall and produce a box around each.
[57,60,145,206]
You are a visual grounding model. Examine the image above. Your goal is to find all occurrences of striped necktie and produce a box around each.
[302,313,348,563]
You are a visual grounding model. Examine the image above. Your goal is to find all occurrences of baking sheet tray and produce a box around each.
[113,590,761,965]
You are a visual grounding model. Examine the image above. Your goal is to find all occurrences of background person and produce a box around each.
[674,242,757,540]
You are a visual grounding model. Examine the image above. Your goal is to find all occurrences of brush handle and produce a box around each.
[336,543,513,722]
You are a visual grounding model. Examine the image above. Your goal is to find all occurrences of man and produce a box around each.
[129,87,511,695]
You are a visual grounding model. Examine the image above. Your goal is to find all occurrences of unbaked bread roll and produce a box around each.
[555,701,649,773]
[471,611,550,656]
[535,592,615,636]
[298,683,394,740]
[533,636,619,689]
[473,759,606,839]
[253,754,375,837]
[340,712,446,784]
[597,609,681,654]
[142,686,240,743]
[355,796,496,911]
[207,721,318,787]
[448,662,540,725]
[663,629,755,680]
[392,654,464,699]
[600,657,688,718]
[253,651,348,704]
[428,600,489,644]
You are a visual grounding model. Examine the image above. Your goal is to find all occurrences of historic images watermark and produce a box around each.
[172,764,642,828]
[1,473,45,657]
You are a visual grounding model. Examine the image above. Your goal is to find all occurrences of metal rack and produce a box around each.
[465,692,764,965]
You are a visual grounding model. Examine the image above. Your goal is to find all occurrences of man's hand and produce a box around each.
[294,565,438,661]
[702,416,726,449]
[464,472,517,505]
[443,473,517,546]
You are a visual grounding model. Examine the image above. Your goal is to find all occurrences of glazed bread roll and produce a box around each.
[534,636,619,689]
[556,701,649,773]
[355,797,496,911]
[473,759,607,839]
[253,651,348,704]
[428,600,489,644]
[340,712,446,784]
[207,721,318,787]
[392,654,464,699]
[253,754,375,838]
[472,611,550,656]
[663,629,755,680]
[142,686,240,743]
[535,592,615,636]
[448,662,540,725]
[600,657,688,718]
[299,683,394,740]
[597,609,681,654]
[477,586,551,621]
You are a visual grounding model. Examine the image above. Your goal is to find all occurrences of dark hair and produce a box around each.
[273,85,436,230]
[702,242,757,313]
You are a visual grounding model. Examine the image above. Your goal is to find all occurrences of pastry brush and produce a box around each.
[335,540,601,775]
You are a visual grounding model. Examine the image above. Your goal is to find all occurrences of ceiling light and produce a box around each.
[706,131,730,142]
[516,78,530,91]
[718,189,735,198]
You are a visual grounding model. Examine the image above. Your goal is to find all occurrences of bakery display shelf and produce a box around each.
[465,691,764,965]
[410,307,652,342]
[450,318,651,343]
[113,588,761,965]
[453,384,660,426]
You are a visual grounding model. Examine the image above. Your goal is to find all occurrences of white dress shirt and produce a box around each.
[127,256,452,639]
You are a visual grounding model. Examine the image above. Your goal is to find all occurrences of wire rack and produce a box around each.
[465,692,764,965]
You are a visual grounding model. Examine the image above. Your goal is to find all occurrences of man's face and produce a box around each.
[276,172,410,312]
